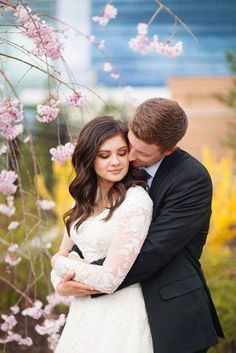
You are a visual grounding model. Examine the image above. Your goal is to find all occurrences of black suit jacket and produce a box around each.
[72,148,224,353]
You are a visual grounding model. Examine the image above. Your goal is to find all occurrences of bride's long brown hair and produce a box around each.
[64,116,147,235]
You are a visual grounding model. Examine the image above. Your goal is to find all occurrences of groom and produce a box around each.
[56,98,224,353]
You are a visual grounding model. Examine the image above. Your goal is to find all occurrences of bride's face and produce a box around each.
[94,134,129,185]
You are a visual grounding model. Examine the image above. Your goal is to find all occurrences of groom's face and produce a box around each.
[128,131,166,167]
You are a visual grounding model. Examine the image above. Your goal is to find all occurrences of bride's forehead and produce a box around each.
[99,135,128,150]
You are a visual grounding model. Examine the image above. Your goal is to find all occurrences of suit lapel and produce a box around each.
[149,148,185,200]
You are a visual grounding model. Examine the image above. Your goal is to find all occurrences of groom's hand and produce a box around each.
[57,272,100,296]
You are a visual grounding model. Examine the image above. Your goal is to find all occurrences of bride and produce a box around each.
[51,116,154,353]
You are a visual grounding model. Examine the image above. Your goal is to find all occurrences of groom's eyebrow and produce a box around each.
[130,144,150,156]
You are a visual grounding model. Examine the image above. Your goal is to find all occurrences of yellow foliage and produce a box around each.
[35,175,52,200]
[36,161,75,229]
[52,161,75,229]
[202,146,236,250]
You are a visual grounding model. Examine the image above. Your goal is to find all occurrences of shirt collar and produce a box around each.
[144,158,164,178]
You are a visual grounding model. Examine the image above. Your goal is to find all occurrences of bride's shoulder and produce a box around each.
[125,185,153,208]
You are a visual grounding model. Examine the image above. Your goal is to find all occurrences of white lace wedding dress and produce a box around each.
[51,186,154,353]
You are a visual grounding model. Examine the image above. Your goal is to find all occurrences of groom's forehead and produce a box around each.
[128,130,148,148]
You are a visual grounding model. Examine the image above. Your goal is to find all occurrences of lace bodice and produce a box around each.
[51,186,153,294]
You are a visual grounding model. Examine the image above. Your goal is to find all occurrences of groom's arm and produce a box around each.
[70,170,212,293]
[89,169,212,292]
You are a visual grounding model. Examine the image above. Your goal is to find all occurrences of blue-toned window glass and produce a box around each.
[91,0,236,86]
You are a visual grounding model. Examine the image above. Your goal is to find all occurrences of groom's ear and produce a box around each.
[164,145,178,157]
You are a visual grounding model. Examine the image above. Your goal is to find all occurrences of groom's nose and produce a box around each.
[128,147,137,161]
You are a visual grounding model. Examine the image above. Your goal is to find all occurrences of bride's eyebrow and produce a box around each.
[98,146,128,152]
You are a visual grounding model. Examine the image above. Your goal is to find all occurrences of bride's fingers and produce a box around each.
[72,282,95,291]
[62,272,75,281]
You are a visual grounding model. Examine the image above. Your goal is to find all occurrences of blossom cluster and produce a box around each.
[44,293,72,315]
[68,90,86,108]
[50,142,75,164]
[129,23,183,58]
[4,240,21,267]
[0,294,72,350]
[89,35,106,50]
[0,98,23,140]
[0,195,15,217]
[37,199,55,210]
[0,144,7,155]
[22,300,43,320]
[5,253,22,266]
[13,4,63,60]
[0,308,32,346]
[36,99,60,123]
[103,62,120,80]
[92,4,117,26]
[35,314,66,351]
[0,170,18,195]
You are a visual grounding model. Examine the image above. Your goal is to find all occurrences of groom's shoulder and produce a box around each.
[175,149,211,180]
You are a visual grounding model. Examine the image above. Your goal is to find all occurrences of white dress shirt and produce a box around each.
[144,158,164,187]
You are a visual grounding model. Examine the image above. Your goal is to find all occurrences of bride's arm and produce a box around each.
[50,227,75,292]
[53,189,153,294]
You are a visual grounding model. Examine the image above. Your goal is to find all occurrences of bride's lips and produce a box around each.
[108,169,123,175]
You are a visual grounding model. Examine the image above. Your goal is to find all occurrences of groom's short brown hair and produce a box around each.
[129,98,188,151]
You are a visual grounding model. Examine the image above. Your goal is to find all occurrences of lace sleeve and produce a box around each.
[54,187,153,294]
[50,269,63,292]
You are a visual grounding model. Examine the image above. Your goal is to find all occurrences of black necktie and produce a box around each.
[142,169,152,182]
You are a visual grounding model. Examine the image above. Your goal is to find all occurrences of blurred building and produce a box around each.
[1,0,236,158]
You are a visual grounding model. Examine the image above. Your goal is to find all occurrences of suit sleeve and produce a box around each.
[93,169,212,290]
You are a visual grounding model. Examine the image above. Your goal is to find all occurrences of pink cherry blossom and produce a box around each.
[0,170,18,195]
[44,293,72,315]
[129,34,151,55]
[0,144,7,155]
[36,99,60,123]
[50,142,75,164]
[37,199,55,210]
[110,72,120,80]
[35,314,66,350]
[8,221,20,231]
[23,136,30,143]
[123,86,137,104]
[10,305,20,315]
[137,23,148,36]
[129,24,184,58]
[0,331,32,346]
[22,300,43,320]
[150,39,183,58]
[8,243,19,252]
[14,4,31,23]
[14,5,63,60]
[68,90,86,108]
[1,314,17,332]
[0,98,24,140]
[89,35,96,43]
[98,39,105,49]
[35,314,66,336]
[103,62,113,72]
[19,336,33,346]
[0,195,15,217]
[5,254,22,266]
[92,4,117,26]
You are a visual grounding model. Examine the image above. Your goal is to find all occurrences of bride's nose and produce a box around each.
[110,154,120,165]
